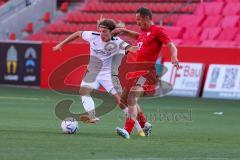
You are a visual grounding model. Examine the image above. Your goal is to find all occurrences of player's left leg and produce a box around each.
[113,93,145,137]
[116,85,145,139]
[100,76,145,137]
[126,86,144,132]
[119,89,151,136]
[136,103,152,136]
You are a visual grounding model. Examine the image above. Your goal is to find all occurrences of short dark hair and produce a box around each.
[136,7,152,20]
[98,19,116,31]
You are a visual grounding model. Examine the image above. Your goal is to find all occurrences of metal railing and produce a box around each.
[0,0,28,21]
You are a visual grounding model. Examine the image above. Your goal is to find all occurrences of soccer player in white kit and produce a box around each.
[53,19,146,137]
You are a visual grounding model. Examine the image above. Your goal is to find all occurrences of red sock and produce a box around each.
[137,112,147,128]
[124,117,135,134]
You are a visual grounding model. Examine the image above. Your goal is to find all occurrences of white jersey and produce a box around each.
[82,31,129,76]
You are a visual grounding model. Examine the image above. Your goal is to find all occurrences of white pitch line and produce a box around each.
[0,96,40,101]
[93,158,232,160]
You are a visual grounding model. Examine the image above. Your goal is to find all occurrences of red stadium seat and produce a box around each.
[46,21,65,33]
[220,16,239,28]
[223,0,240,2]
[153,3,177,13]
[176,14,205,28]
[200,27,221,41]
[182,27,202,41]
[201,40,236,48]
[200,40,218,47]
[215,41,237,48]
[22,22,33,33]
[163,26,184,39]
[29,0,235,45]
[61,2,69,12]
[60,24,71,33]
[217,28,238,41]
[41,11,51,23]
[195,2,224,16]
[222,2,240,15]
[234,32,240,42]
[163,14,180,25]
[9,32,16,40]
[82,1,195,14]
[204,2,224,15]
[181,39,201,46]
[201,15,222,28]
[179,3,197,13]
[46,24,58,33]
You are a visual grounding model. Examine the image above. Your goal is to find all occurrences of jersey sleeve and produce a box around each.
[118,38,130,54]
[156,27,172,45]
[81,31,92,42]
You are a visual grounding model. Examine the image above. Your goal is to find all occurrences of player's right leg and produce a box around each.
[79,78,100,124]
[99,75,145,137]
[116,86,144,139]
[131,72,157,136]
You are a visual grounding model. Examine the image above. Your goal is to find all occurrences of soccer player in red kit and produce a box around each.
[113,7,179,139]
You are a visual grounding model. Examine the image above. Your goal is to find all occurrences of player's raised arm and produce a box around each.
[112,28,139,40]
[166,42,179,69]
[126,45,139,53]
[52,31,83,51]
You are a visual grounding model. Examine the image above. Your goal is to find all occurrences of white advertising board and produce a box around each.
[162,62,205,97]
[203,64,240,100]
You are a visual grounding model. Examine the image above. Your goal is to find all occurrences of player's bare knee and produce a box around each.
[127,96,138,106]
[79,88,85,96]
[130,86,144,97]
[79,87,92,96]
[127,106,138,119]
[127,90,142,102]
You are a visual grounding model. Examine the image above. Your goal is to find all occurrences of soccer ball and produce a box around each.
[61,117,79,134]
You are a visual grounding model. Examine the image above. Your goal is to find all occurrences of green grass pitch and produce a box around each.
[0,86,239,160]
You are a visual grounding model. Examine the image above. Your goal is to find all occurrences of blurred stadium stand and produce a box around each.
[0,0,239,48]
[0,0,56,40]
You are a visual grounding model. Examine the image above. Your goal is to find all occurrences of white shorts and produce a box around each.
[80,72,122,95]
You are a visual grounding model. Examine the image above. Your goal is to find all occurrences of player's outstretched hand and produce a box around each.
[171,55,179,69]
[112,27,125,36]
[52,44,62,52]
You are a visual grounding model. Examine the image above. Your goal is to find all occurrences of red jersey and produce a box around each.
[135,25,171,62]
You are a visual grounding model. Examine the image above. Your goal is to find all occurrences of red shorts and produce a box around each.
[125,70,159,95]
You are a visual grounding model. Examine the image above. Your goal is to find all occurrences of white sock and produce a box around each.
[135,120,143,132]
[123,105,141,132]
[81,95,95,117]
